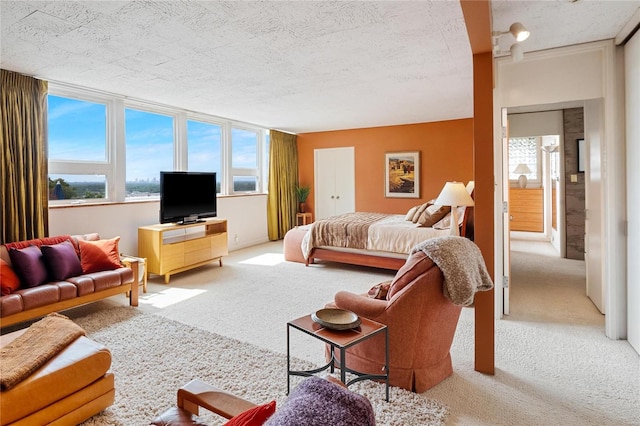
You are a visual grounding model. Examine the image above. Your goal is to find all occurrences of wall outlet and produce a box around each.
[234,234,239,242]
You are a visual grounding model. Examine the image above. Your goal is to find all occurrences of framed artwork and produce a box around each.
[385,151,420,198]
[577,138,585,173]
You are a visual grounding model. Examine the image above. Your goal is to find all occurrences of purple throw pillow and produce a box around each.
[41,240,83,281]
[264,376,375,426]
[8,245,49,288]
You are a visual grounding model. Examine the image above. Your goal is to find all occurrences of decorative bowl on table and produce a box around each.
[312,308,361,330]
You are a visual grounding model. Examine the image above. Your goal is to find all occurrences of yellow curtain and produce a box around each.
[267,130,298,240]
[1,69,49,244]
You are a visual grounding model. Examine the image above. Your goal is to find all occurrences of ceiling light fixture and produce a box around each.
[493,22,530,42]
[492,22,530,62]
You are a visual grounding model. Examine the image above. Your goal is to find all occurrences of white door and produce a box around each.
[584,100,604,314]
[502,108,511,315]
[625,31,640,353]
[314,147,355,220]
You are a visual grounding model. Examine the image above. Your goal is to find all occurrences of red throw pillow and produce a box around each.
[224,401,276,426]
[0,259,21,295]
[78,237,122,273]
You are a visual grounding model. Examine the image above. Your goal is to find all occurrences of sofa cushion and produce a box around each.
[41,240,83,281]
[8,245,48,288]
[1,259,21,295]
[79,237,122,273]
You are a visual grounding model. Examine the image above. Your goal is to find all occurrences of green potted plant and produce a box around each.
[295,184,311,213]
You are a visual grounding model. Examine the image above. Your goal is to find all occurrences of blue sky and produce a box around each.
[48,95,258,183]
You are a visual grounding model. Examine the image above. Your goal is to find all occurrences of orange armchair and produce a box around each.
[326,250,463,393]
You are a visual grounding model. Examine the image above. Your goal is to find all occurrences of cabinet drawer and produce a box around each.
[184,237,211,253]
[187,248,213,265]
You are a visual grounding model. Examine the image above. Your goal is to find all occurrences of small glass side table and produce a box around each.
[287,314,389,401]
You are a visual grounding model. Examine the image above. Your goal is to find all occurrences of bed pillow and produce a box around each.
[41,240,83,281]
[411,202,430,223]
[367,280,392,300]
[432,206,467,230]
[224,400,276,426]
[1,259,21,295]
[405,206,419,221]
[79,237,122,273]
[8,245,48,288]
[418,204,451,227]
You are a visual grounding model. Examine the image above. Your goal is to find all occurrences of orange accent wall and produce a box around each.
[297,119,474,216]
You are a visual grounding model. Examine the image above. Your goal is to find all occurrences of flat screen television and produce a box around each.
[160,171,217,224]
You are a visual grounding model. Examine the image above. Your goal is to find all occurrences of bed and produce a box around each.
[283,203,474,271]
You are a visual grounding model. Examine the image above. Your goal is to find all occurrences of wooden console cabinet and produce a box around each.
[138,218,228,283]
[509,188,543,232]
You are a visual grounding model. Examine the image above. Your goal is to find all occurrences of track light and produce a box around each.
[492,22,530,62]
[493,22,530,42]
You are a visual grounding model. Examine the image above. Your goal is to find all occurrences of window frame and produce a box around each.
[508,136,542,187]
[47,82,269,205]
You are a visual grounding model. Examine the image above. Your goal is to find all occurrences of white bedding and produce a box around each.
[367,214,450,253]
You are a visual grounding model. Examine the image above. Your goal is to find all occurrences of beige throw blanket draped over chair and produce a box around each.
[411,236,494,306]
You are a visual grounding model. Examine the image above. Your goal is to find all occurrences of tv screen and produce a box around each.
[160,171,217,224]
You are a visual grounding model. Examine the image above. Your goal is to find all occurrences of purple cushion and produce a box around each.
[264,377,375,426]
[8,245,48,288]
[41,240,83,281]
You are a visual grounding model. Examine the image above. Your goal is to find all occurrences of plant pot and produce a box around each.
[299,203,306,213]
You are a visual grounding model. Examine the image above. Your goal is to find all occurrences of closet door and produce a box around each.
[314,147,355,220]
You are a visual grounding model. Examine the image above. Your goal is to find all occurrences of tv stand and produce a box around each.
[138,218,228,283]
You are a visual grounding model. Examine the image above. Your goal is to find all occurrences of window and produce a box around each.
[509,137,539,181]
[187,119,222,193]
[48,93,110,201]
[47,83,268,203]
[231,127,260,193]
[125,108,174,198]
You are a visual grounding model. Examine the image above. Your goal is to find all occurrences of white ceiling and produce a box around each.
[1,1,638,134]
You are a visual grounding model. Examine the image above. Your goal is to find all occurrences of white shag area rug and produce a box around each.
[76,307,448,426]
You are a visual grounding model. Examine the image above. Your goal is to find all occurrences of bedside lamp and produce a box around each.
[513,163,532,188]
[435,181,475,236]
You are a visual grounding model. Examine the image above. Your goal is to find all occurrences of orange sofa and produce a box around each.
[0,234,138,329]
[326,250,464,392]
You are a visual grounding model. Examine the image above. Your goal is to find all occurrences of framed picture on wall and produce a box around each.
[385,151,420,198]
[577,138,585,173]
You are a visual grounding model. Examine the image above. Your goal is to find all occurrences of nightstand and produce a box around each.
[296,212,313,226]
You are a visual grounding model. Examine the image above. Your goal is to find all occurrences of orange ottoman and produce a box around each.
[0,329,114,426]
[283,226,308,264]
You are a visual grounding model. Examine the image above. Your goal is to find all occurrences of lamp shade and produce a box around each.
[435,182,474,208]
[513,163,532,175]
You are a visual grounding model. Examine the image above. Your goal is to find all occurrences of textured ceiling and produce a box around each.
[1,1,639,134]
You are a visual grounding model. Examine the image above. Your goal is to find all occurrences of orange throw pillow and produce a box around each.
[224,401,276,426]
[78,237,122,273]
[0,259,21,295]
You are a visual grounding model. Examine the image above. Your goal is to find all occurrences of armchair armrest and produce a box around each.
[177,379,257,419]
[333,291,388,319]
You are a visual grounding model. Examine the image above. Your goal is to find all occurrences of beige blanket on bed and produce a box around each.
[0,313,86,390]
[412,236,494,306]
[303,212,389,258]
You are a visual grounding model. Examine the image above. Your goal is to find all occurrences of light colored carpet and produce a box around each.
[74,307,448,425]
[62,239,638,425]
